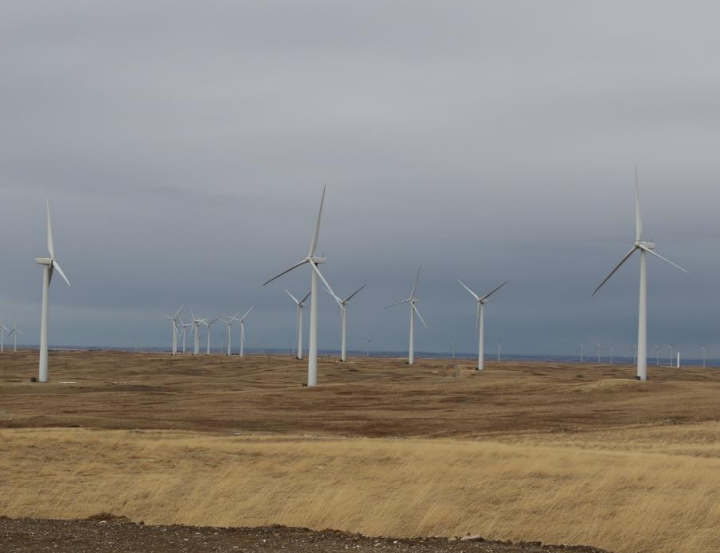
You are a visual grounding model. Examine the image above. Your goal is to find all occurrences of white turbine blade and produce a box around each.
[457,279,480,301]
[46,197,55,259]
[300,291,312,304]
[207,317,220,326]
[240,306,254,321]
[635,166,643,242]
[322,285,343,306]
[309,260,337,299]
[409,266,422,300]
[480,281,509,302]
[189,307,196,321]
[384,299,409,310]
[163,315,174,320]
[52,261,71,287]
[344,284,366,303]
[412,303,428,330]
[592,247,638,297]
[641,246,690,274]
[173,305,185,318]
[284,289,300,304]
[308,185,326,257]
[264,259,309,286]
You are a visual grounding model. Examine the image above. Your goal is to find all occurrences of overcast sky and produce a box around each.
[1,1,718,359]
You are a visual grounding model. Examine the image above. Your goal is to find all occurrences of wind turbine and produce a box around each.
[203,317,221,355]
[221,314,239,356]
[8,324,21,353]
[365,339,371,358]
[700,346,708,368]
[189,309,206,356]
[497,340,503,362]
[325,284,366,362]
[236,307,254,358]
[457,279,508,371]
[592,169,688,381]
[385,266,427,365]
[596,343,602,364]
[666,344,674,367]
[0,324,8,353]
[576,343,584,363]
[163,305,184,355]
[654,344,661,366]
[607,345,615,365]
[263,186,337,387]
[36,198,71,382]
[285,290,311,360]
[179,318,192,354]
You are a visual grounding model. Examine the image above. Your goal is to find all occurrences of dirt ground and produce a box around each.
[0,350,718,438]
[0,516,609,553]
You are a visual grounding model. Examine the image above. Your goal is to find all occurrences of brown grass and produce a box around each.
[2,351,720,552]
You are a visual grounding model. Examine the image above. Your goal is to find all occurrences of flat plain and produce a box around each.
[2,350,720,553]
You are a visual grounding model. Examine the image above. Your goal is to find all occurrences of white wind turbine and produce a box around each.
[8,324,21,353]
[235,307,254,358]
[203,317,221,355]
[0,324,8,353]
[285,290,311,360]
[163,305,184,355]
[457,279,509,371]
[180,319,192,354]
[325,284,366,362]
[592,170,688,381]
[222,313,240,356]
[36,198,71,382]
[385,267,427,365]
[263,186,338,387]
[189,309,206,356]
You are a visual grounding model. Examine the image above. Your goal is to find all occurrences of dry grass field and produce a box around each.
[2,350,720,552]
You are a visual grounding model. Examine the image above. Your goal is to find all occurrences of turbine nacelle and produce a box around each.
[35,257,52,266]
[636,241,655,251]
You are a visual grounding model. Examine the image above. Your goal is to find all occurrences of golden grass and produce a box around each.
[4,425,720,553]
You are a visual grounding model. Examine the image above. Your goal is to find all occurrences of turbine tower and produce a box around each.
[285,290,311,360]
[163,305,184,355]
[325,284,366,362]
[592,169,688,381]
[263,186,337,387]
[203,317,220,355]
[35,198,71,382]
[180,319,192,354]
[457,279,509,371]
[222,313,239,356]
[236,307,254,358]
[0,324,8,353]
[189,309,206,356]
[385,266,427,365]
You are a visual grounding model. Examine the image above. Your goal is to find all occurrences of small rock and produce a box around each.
[460,535,485,542]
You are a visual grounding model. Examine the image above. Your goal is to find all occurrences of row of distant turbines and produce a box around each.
[29,169,694,385]
[163,306,254,357]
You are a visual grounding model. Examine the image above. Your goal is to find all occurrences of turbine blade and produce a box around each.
[457,279,480,301]
[309,260,337,300]
[284,289,300,304]
[641,247,689,274]
[384,299,410,310]
[52,261,71,287]
[173,305,185,318]
[308,185,326,257]
[46,197,55,259]
[480,281,509,302]
[264,259,308,286]
[409,266,422,300]
[189,308,196,321]
[300,291,312,304]
[240,306,254,321]
[344,284,366,303]
[412,303,428,330]
[207,317,220,325]
[592,247,638,296]
[635,166,643,242]
[323,285,343,306]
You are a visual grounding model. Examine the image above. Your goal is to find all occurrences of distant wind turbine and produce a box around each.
[263,186,338,387]
[457,279,508,371]
[180,319,192,354]
[8,324,21,353]
[700,346,708,368]
[0,324,8,353]
[163,305,184,355]
[285,290,311,360]
[576,343,584,363]
[235,307,254,358]
[189,309,206,356]
[385,266,427,365]
[203,317,221,355]
[592,169,688,381]
[221,314,240,356]
[325,284,366,362]
[36,198,71,382]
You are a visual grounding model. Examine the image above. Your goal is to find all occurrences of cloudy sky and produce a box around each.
[1,1,718,359]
